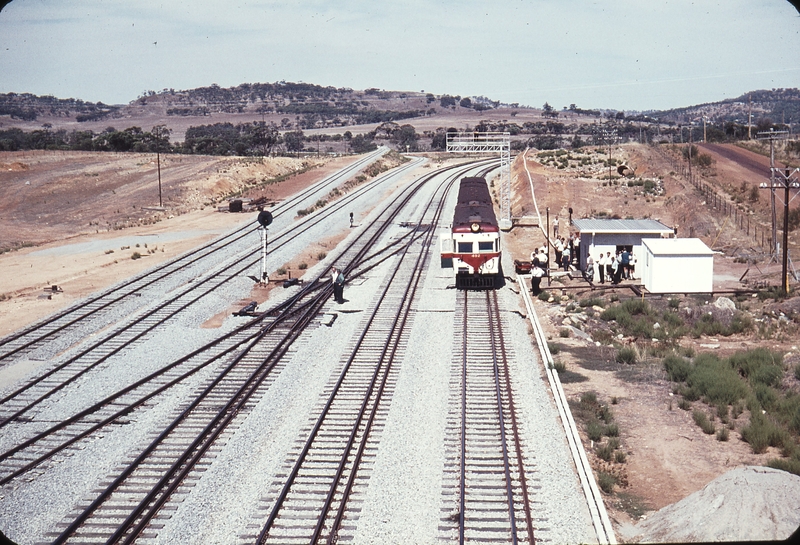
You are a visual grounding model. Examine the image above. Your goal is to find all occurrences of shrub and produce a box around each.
[131,252,142,260]
[692,409,716,434]
[597,471,616,493]
[605,423,620,437]
[686,353,748,405]
[579,297,603,308]
[538,291,551,301]
[298,262,308,270]
[587,419,604,442]
[317,252,327,260]
[767,457,800,477]
[729,348,783,385]
[616,347,637,364]
[550,360,566,373]
[559,328,571,338]
[717,427,730,441]
[596,442,614,462]
[678,398,692,411]
[664,354,691,382]
[615,450,627,463]
[547,342,561,355]
[668,297,680,309]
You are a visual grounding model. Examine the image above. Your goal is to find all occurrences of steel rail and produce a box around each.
[0,155,424,423]
[257,160,468,544]
[0,147,389,362]
[487,289,520,545]
[44,158,487,542]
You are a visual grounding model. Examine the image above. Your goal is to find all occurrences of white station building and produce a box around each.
[571,218,675,271]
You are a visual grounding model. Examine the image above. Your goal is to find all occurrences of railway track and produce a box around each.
[12,159,496,543]
[440,289,536,544]
[0,154,424,437]
[0,147,391,365]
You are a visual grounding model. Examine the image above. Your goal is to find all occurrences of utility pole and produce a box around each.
[758,129,787,260]
[155,126,163,207]
[758,130,798,293]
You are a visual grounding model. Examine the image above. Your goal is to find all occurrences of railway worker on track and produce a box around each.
[331,266,346,303]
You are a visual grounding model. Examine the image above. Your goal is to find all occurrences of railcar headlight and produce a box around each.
[470,223,480,233]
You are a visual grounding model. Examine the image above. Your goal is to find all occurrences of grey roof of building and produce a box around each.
[572,218,673,234]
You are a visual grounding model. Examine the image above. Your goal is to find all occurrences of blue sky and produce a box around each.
[1,0,799,112]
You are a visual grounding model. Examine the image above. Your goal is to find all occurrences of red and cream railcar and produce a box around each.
[440,177,501,289]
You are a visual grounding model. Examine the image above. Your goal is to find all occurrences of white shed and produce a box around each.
[641,238,714,293]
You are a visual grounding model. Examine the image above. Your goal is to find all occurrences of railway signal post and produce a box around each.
[257,209,273,284]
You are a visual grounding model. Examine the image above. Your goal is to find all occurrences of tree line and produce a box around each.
[0,122,381,155]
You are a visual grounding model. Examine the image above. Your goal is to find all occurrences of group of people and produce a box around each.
[586,249,636,285]
[529,240,637,293]
[553,234,580,272]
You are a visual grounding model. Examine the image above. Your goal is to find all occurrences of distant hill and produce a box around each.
[2,83,798,128]
[0,82,502,129]
[647,88,800,126]
[1,83,797,155]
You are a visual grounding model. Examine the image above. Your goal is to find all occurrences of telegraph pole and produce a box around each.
[758,130,799,293]
[757,129,787,260]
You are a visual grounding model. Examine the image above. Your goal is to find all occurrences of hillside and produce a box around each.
[1,84,799,159]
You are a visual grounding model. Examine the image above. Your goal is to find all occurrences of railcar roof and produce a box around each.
[453,177,498,228]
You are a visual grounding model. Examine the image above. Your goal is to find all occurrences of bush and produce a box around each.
[559,328,571,338]
[538,291,551,301]
[587,419,604,441]
[616,347,637,364]
[767,456,800,477]
[597,471,616,493]
[678,398,692,411]
[664,354,691,382]
[547,342,561,355]
[596,442,614,462]
[692,409,716,434]
[686,353,748,405]
[716,427,730,441]
[131,252,142,260]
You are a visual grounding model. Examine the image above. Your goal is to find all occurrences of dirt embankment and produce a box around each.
[503,143,800,542]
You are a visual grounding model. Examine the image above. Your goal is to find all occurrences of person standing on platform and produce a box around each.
[605,251,614,283]
[597,252,606,283]
[584,254,595,282]
[553,217,559,238]
[620,248,630,280]
[530,264,545,295]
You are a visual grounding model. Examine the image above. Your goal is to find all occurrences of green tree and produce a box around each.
[283,130,305,153]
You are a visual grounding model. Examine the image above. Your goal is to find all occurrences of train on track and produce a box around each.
[440,176,501,289]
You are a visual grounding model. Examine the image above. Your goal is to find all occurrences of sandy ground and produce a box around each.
[0,151,359,337]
